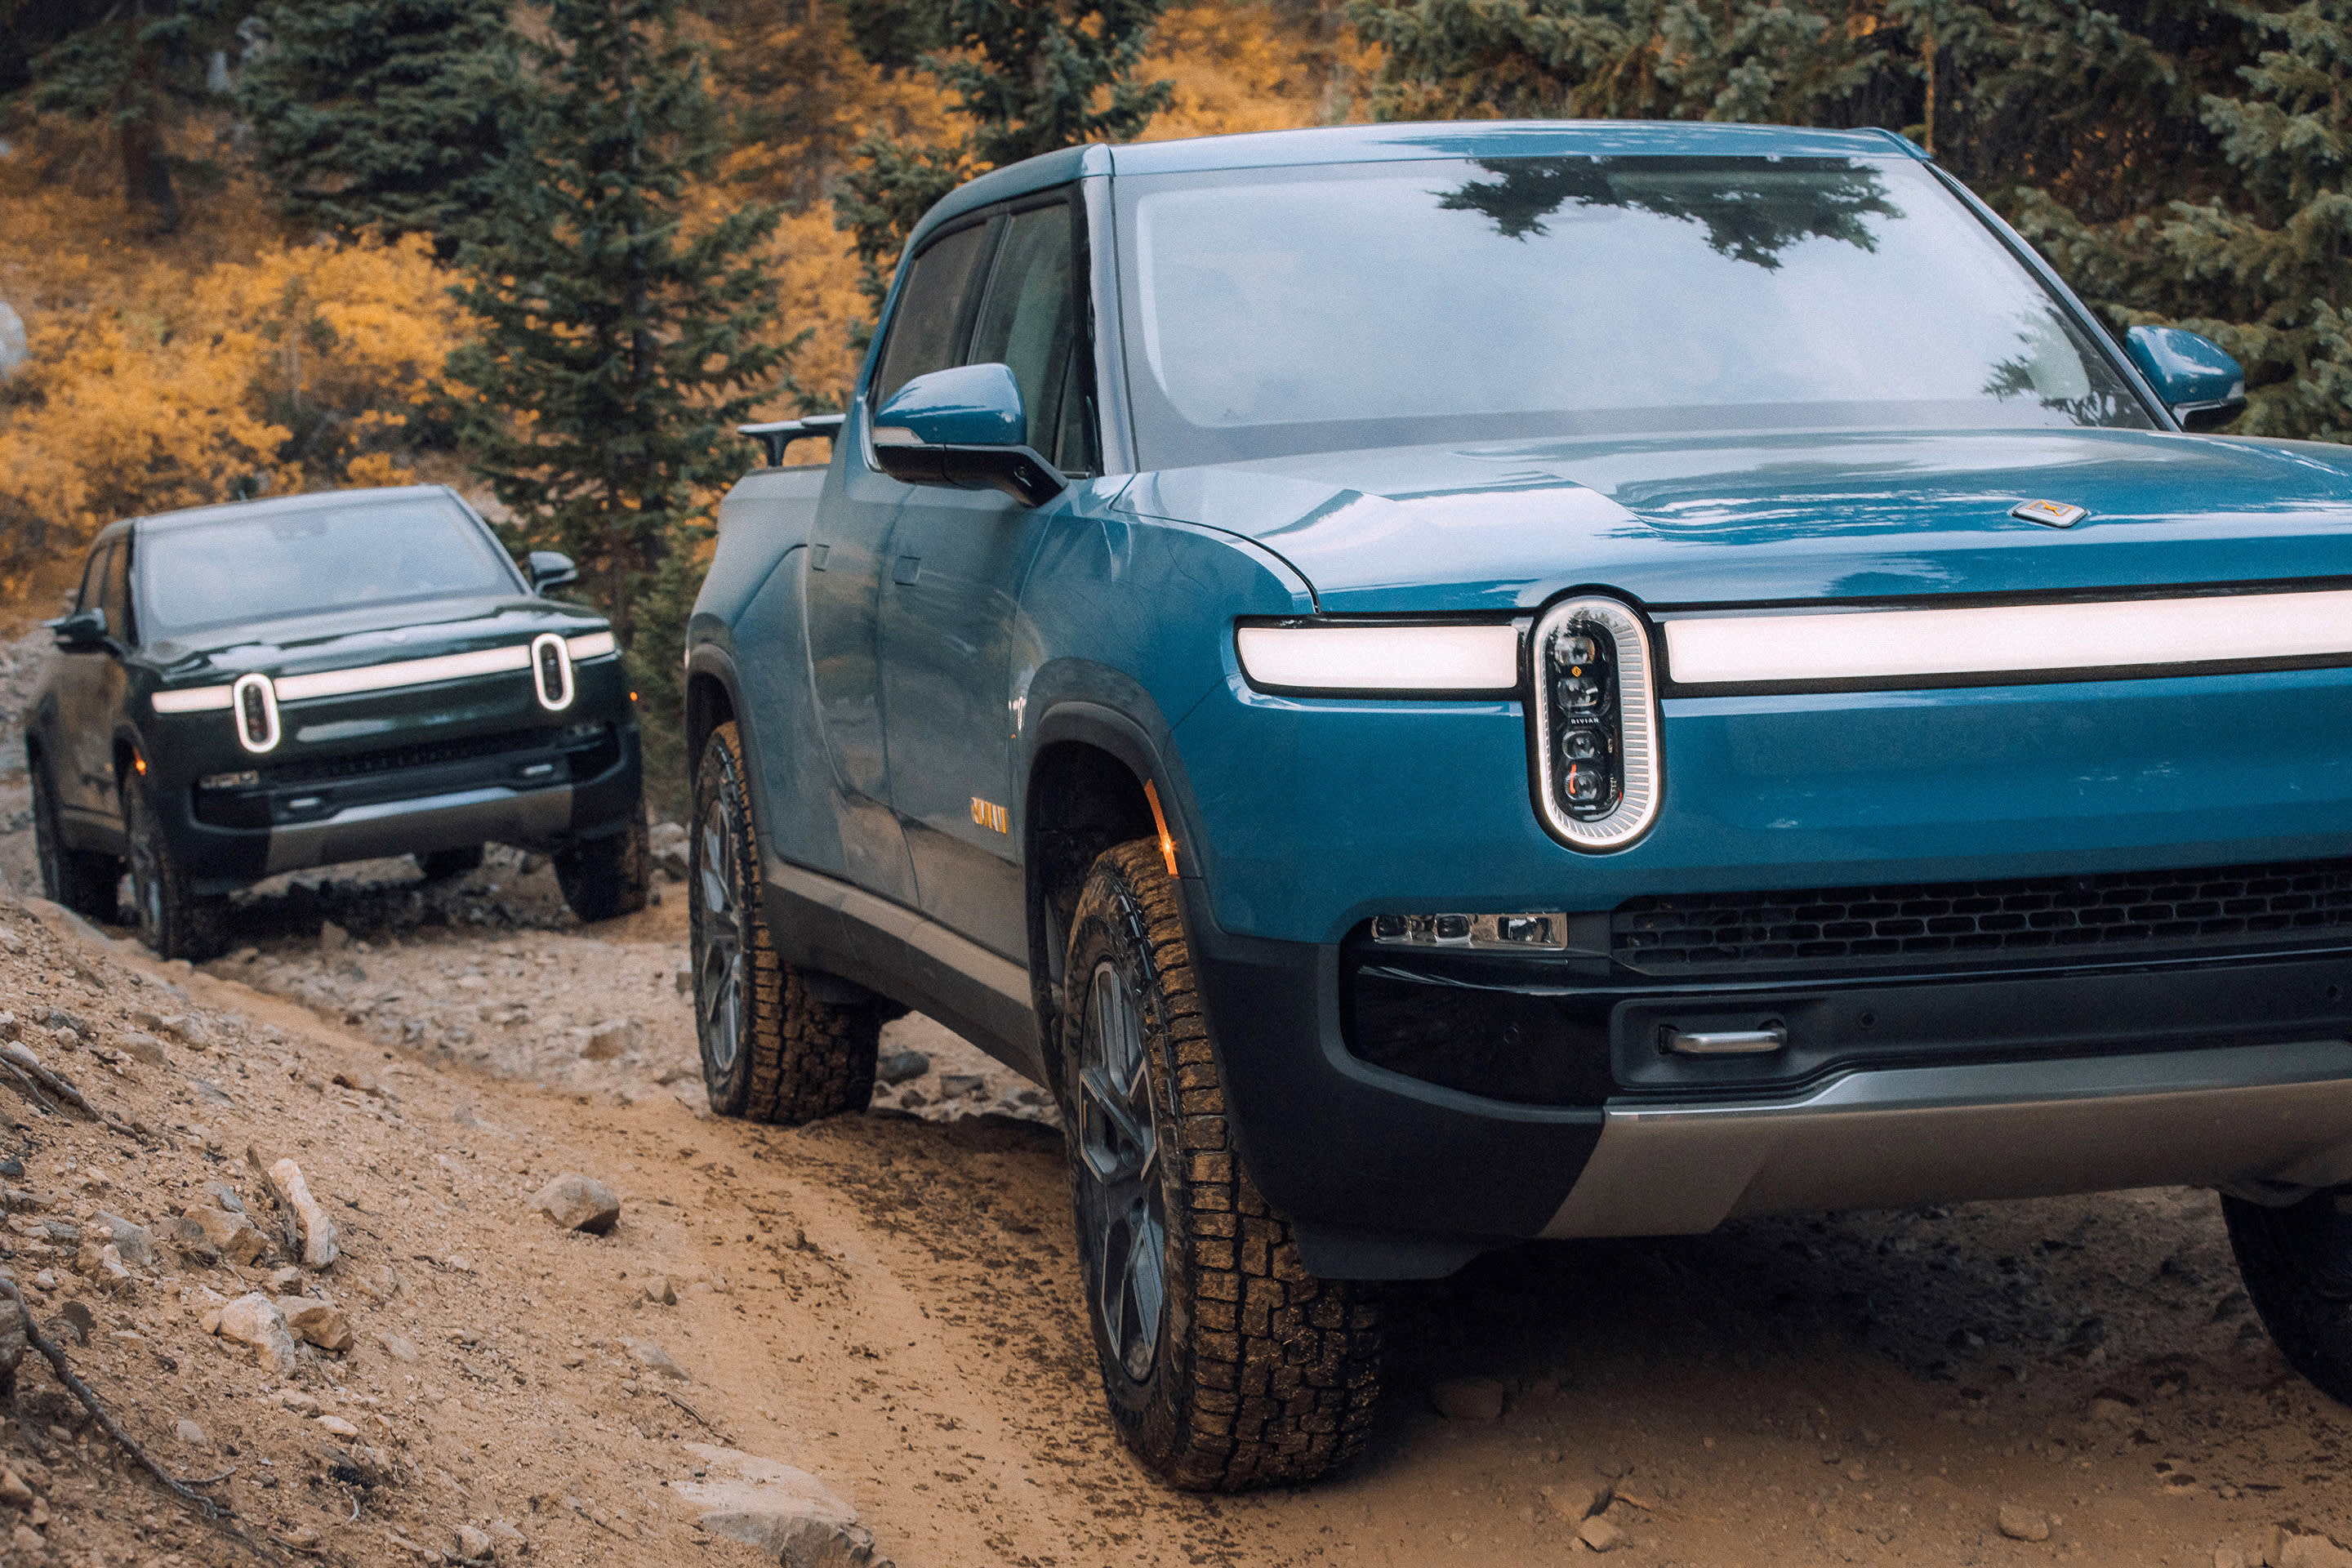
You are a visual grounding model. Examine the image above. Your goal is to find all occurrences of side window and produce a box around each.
[872,220,993,408]
[74,541,111,617]
[101,535,135,646]
[968,203,1077,461]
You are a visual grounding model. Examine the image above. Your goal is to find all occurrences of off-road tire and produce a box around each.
[1059,840,1383,1491]
[555,815,650,924]
[416,844,485,882]
[690,722,879,1123]
[2224,1191,2352,1401]
[30,756,120,921]
[124,774,225,960]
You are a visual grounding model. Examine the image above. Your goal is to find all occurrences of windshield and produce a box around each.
[138,497,519,641]
[1116,155,2154,467]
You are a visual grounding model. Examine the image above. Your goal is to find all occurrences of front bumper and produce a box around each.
[1186,889,2352,1277]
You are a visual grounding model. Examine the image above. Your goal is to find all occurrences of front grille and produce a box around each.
[1614,858,2352,976]
[261,727,556,786]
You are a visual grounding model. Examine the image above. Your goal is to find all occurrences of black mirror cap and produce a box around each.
[2176,395,2248,434]
[528,550,579,594]
[872,443,1068,508]
[45,607,108,648]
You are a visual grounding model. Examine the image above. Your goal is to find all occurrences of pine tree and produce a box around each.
[834,0,1176,329]
[444,0,786,655]
[236,0,526,254]
[26,0,256,233]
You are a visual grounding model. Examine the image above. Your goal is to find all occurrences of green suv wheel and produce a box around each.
[30,756,120,922]
[125,773,224,960]
[1059,840,1384,1491]
[690,722,879,1122]
[555,817,649,924]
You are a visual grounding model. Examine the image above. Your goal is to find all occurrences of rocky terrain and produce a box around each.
[1,621,2351,1568]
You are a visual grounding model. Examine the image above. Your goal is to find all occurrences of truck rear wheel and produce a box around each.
[2224,1190,2352,1401]
[555,817,649,923]
[416,844,485,882]
[1058,840,1384,1490]
[31,756,120,921]
[125,774,224,960]
[690,722,879,1123]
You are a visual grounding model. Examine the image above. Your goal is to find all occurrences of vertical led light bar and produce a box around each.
[1529,596,1659,851]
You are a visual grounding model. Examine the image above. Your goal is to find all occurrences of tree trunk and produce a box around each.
[118,111,180,234]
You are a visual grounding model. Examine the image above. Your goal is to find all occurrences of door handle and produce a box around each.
[892,555,921,586]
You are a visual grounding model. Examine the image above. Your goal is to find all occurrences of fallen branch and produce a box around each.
[0,1279,286,1561]
[0,1061,55,1117]
[0,1046,143,1141]
[662,1390,728,1440]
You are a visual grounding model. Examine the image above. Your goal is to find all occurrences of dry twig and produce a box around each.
[0,1060,55,1117]
[662,1390,729,1440]
[0,1279,284,1560]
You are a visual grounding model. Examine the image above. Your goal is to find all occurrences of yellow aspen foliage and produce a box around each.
[0,173,471,599]
[1142,1,1379,141]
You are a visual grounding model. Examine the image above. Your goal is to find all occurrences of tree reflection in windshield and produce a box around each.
[1437,156,1900,270]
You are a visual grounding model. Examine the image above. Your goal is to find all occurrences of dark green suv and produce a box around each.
[26,486,647,957]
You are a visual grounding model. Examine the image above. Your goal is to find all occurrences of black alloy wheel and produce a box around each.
[30,756,120,921]
[124,773,224,960]
[1057,840,1384,1491]
[689,722,879,1123]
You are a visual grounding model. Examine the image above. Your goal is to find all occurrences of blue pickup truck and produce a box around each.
[684,121,2352,1490]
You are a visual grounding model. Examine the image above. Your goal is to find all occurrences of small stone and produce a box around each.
[12,1521,39,1554]
[875,1050,930,1085]
[2087,1393,2139,1424]
[182,1204,270,1265]
[317,1414,360,1439]
[1998,1502,2051,1543]
[375,1332,419,1363]
[2281,1535,2352,1568]
[581,1019,644,1061]
[2214,1547,2248,1568]
[648,822,689,880]
[486,1517,526,1552]
[216,1292,302,1374]
[621,1337,689,1380]
[0,1471,31,1507]
[174,1419,206,1446]
[1430,1376,1506,1422]
[318,921,350,952]
[529,1174,621,1235]
[332,1069,387,1099]
[283,1523,322,1550]
[1597,1457,1629,1479]
[938,1071,986,1098]
[265,1158,339,1268]
[674,1444,872,1565]
[1577,1516,1624,1552]
[268,1265,305,1295]
[644,1276,677,1306]
[457,1523,493,1561]
[75,1241,133,1293]
[281,1296,354,1352]
[279,1391,321,1417]
[114,1031,169,1066]
[1546,1478,1610,1522]
[91,1211,154,1268]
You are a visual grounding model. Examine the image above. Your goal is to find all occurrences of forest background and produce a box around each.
[0,0,2345,809]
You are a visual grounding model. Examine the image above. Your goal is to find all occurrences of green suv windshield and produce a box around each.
[1115,154,2154,467]
[139,497,520,641]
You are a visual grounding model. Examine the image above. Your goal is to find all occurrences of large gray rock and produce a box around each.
[215,1292,301,1374]
[529,1174,620,1234]
[673,1445,885,1568]
[91,1211,155,1268]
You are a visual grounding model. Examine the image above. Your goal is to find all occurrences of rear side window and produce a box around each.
[969,203,1085,465]
[872,221,992,408]
[74,541,110,617]
[100,535,135,646]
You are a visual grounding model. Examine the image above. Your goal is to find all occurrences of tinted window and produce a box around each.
[1118,156,2154,466]
[139,497,519,640]
[74,542,111,618]
[969,204,1077,457]
[873,221,992,407]
[100,535,134,646]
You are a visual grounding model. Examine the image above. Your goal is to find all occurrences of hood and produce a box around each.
[1114,428,2352,612]
[145,595,608,681]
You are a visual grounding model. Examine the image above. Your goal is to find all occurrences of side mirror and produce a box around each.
[2127,326,2247,433]
[47,607,108,649]
[870,363,1067,507]
[527,551,578,595]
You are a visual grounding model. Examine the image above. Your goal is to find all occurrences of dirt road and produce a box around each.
[2,626,2350,1567]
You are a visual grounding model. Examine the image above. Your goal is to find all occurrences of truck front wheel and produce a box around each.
[689,722,878,1123]
[2224,1189,2352,1401]
[1059,840,1385,1490]
[124,774,224,960]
